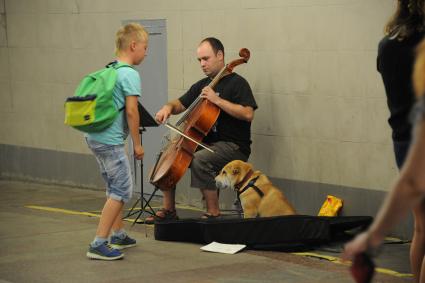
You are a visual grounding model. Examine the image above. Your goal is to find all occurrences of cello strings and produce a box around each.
[159,64,229,150]
[176,65,228,126]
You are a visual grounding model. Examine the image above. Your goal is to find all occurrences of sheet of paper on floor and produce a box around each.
[200,242,246,254]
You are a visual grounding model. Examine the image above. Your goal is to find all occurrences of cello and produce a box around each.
[149,48,251,190]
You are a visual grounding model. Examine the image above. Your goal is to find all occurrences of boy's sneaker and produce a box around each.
[110,235,137,250]
[86,242,124,260]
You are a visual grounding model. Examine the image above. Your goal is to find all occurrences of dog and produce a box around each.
[215,160,296,218]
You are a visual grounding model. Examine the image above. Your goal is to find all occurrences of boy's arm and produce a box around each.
[126,96,144,160]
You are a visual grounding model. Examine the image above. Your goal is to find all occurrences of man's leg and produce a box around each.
[191,142,248,217]
[145,188,177,223]
[163,189,176,211]
[201,188,220,216]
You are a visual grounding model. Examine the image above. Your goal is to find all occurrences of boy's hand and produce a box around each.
[134,145,144,160]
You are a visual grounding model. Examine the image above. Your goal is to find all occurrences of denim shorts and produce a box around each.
[86,138,133,203]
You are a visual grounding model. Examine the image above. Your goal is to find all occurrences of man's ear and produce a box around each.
[217,50,224,61]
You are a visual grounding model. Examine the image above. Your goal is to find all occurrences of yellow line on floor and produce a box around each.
[26,203,204,223]
[25,205,141,224]
[90,204,205,213]
[26,205,100,217]
[292,252,413,278]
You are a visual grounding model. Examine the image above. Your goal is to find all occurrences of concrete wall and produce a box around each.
[1,1,410,236]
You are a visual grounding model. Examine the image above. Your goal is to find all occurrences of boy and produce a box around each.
[85,23,148,260]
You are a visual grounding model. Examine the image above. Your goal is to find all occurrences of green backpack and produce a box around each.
[64,61,131,133]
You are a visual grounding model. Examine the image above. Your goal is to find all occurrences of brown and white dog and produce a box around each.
[215,160,296,218]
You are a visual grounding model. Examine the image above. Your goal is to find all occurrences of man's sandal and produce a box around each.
[200,212,221,220]
[144,208,178,224]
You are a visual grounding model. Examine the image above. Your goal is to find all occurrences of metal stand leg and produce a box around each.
[124,127,159,225]
[131,186,160,225]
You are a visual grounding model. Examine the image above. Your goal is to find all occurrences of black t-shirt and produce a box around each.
[377,32,424,142]
[178,72,257,156]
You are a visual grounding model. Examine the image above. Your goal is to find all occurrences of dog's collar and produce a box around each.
[237,175,264,198]
[235,169,254,190]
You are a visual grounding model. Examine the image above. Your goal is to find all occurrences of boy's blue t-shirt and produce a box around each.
[86,64,141,145]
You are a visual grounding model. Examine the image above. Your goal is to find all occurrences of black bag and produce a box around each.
[154,215,372,252]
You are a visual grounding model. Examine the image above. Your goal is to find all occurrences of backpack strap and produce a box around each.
[105,61,133,112]
[106,61,133,70]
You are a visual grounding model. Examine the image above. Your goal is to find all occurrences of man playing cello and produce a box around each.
[146,37,257,222]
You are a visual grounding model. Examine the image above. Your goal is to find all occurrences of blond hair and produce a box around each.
[414,39,425,97]
[115,23,148,56]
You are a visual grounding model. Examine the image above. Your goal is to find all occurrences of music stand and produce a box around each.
[125,102,160,224]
